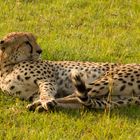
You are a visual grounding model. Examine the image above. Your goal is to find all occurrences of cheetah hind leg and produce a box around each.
[55,69,94,109]
[48,70,90,110]
[66,70,140,109]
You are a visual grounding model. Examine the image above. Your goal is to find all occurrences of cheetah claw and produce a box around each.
[26,100,41,111]
[41,99,57,111]
[26,99,57,112]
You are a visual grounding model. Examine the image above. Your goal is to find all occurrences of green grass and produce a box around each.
[0,0,140,139]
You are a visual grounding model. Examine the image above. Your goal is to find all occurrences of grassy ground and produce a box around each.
[0,0,140,139]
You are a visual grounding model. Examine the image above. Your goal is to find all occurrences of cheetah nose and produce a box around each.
[36,49,42,54]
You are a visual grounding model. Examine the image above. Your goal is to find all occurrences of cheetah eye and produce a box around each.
[25,41,30,45]
[25,41,33,53]
[0,40,4,44]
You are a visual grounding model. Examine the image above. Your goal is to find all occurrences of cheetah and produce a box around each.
[0,32,116,111]
[0,32,140,112]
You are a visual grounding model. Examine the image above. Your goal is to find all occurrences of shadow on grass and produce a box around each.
[1,92,140,120]
[110,105,140,120]
[53,105,140,120]
[45,106,137,122]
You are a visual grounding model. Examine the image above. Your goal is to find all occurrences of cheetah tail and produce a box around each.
[71,70,88,98]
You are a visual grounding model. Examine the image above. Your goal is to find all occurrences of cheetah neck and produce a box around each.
[0,60,14,77]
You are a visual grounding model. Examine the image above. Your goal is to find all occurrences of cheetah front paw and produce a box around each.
[41,99,57,111]
[26,99,57,112]
[26,100,41,111]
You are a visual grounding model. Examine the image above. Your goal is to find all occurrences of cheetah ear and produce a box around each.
[0,40,6,50]
[0,40,4,44]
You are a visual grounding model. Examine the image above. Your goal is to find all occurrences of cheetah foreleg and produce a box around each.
[27,80,58,111]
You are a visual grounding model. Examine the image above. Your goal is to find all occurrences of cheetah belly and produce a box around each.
[0,76,38,100]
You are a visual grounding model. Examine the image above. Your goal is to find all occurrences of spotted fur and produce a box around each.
[1,32,140,112]
[64,65,140,109]
[0,32,116,111]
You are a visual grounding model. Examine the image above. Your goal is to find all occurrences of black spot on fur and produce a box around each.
[120,85,126,91]
[126,73,131,76]
[30,66,34,68]
[100,86,104,90]
[25,77,31,80]
[102,68,105,71]
[118,73,123,76]
[134,71,138,74]
[131,78,134,82]
[128,69,133,72]
[10,86,15,90]
[128,82,133,86]
[95,83,100,86]
[24,72,27,75]
[92,90,97,93]
[37,71,41,74]
[103,82,108,85]
[89,83,94,85]
[17,75,21,80]
[118,78,123,81]
[61,71,65,76]
[16,91,21,95]
[122,80,126,83]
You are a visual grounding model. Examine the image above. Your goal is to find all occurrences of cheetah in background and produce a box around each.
[0,32,140,112]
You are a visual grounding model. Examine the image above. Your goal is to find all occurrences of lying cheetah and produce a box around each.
[0,32,140,112]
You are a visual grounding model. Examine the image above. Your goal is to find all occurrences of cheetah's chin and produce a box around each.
[30,54,41,61]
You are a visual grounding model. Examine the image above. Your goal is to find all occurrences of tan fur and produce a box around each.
[1,32,139,112]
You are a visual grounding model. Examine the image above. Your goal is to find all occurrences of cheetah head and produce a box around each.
[0,32,42,65]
